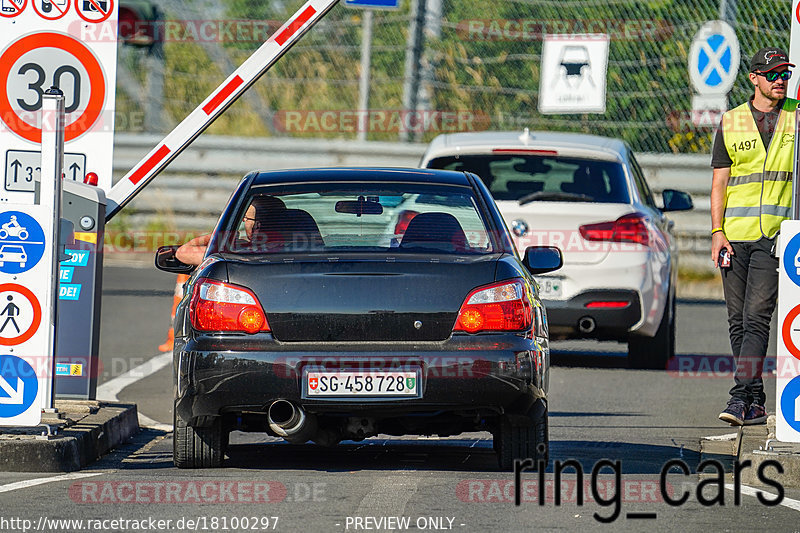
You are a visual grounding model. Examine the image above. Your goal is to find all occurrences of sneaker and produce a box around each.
[719,398,747,426]
[744,403,767,425]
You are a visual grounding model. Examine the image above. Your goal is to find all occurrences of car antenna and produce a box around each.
[519,128,532,145]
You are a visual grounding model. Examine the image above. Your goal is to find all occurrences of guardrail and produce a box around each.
[113,134,714,271]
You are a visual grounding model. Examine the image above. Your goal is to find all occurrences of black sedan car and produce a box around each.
[156,168,562,469]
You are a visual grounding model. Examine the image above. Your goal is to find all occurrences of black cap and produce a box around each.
[750,47,795,72]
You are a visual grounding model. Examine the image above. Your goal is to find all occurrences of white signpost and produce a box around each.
[776,221,800,442]
[0,91,64,426]
[538,34,609,115]
[0,0,117,203]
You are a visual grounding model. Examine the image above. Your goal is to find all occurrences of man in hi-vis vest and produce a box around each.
[711,47,796,426]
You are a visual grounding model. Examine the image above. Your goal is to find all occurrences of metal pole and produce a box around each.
[357,9,373,142]
[414,0,441,142]
[145,35,165,133]
[400,0,426,142]
[40,88,65,412]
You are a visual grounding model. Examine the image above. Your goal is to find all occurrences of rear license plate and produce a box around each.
[537,277,563,298]
[304,370,419,398]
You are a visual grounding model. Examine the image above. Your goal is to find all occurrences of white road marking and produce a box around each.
[703,433,737,441]
[725,484,800,512]
[96,352,173,432]
[0,472,101,494]
[342,474,419,530]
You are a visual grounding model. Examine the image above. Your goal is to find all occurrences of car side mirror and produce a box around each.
[661,189,693,212]
[524,246,563,275]
[155,245,195,274]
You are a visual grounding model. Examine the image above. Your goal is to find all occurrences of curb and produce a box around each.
[0,401,140,472]
[729,415,800,488]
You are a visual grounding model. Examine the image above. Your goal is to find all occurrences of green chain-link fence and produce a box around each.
[116,0,793,153]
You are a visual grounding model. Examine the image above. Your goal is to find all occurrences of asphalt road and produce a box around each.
[0,264,793,533]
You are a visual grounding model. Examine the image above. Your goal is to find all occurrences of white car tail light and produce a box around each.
[190,278,269,333]
[454,279,532,333]
[579,212,650,247]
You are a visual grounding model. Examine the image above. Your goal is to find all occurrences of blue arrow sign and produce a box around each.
[0,211,45,275]
[781,375,800,433]
[0,354,38,418]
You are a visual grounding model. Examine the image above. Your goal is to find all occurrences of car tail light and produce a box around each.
[454,279,532,333]
[585,301,629,309]
[190,278,269,333]
[579,212,650,247]
[394,210,418,235]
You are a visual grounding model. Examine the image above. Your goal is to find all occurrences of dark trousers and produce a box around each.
[720,237,777,406]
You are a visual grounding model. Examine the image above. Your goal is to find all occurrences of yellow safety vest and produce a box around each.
[721,98,797,241]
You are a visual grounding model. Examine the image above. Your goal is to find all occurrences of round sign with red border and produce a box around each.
[0,0,26,18]
[783,304,800,360]
[33,0,71,21]
[0,32,106,143]
[74,0,113,23]
[0,284,41,346]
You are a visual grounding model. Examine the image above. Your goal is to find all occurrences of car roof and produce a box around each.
[422,130,628,163]
[250,167,472,186]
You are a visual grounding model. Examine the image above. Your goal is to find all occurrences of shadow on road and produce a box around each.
[217,438,697,474]
[103,429,706,475]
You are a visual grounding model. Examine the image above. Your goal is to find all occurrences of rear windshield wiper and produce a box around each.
[518,191,594,205]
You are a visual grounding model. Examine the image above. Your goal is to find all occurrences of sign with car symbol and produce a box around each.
[0,211,45,274]
[539,34,609,114]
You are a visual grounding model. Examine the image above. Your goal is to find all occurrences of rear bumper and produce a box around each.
[174,332,549,424]
[544,289,641,340]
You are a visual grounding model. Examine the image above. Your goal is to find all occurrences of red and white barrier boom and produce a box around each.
[105,0,340,220]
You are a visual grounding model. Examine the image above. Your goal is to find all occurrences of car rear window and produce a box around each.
[216,182,496,255]
[427,155,630,204]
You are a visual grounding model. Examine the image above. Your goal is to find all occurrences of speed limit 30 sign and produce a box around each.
[0,0,117,204]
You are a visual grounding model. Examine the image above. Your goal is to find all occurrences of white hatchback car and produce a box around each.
[421,130,693,368]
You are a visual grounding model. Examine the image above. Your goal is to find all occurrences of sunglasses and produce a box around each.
[756,70,792,82]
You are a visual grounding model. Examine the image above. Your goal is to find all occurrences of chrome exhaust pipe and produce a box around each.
[267,400,317,444]
[578,316,596,334]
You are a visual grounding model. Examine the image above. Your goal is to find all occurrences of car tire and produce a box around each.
[173,407,225,468]
[627,288,675,370]
[495,398,548,471]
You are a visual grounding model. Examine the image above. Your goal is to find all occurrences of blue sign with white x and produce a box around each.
[696,34,732,88]
[689,21,740,95]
